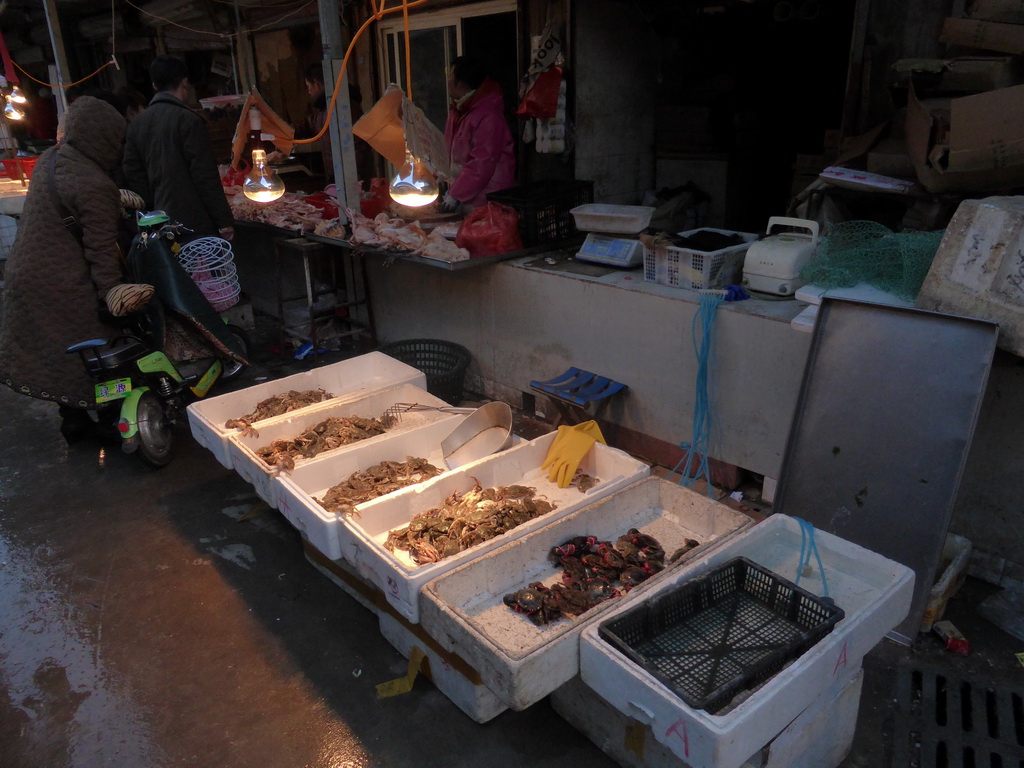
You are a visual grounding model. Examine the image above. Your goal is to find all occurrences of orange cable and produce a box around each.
[291,0,430,145]
[14,59,115,89]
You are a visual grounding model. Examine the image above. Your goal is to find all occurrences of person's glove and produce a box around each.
[540,420,607,488]
[439,192,460,213]
[119,189,145,212]
[105,283,155,317]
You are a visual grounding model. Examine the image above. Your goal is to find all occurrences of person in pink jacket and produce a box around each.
[441,57,516,212]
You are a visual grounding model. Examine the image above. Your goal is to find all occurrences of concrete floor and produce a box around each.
[1,332,1022,768]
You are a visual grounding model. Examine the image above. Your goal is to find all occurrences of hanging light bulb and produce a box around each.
[3,100,23,121]
[8,86,25,104]
[242,148,285,203]
[389,150,439,207]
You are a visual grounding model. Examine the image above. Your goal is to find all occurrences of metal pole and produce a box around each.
[42,0,72,109]
[318,0,359,213]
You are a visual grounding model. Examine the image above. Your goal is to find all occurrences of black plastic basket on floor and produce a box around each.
[486,179,594,247]
[377,339,471,404]
[598,556,845,714]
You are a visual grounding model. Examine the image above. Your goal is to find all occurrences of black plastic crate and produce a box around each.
[598,557,844,714]
[486,179,594,246]
[376,338,471,404]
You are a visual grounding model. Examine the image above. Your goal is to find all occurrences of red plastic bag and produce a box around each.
[516,66,562,120]
[455,202,523,258]
[360,178,391,218]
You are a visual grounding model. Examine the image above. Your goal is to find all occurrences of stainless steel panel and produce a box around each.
[773,298,998,644]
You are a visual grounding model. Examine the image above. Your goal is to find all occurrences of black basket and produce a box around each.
[377,338,471,404]
[486,179,594,247]
[598,557,845,714]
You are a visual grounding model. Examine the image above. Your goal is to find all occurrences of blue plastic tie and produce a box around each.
[669,291,725,496]
[793,517,830,597]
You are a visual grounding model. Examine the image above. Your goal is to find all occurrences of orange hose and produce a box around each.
[291,0,430,145]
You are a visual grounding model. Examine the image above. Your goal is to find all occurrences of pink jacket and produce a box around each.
[444,79,516,208]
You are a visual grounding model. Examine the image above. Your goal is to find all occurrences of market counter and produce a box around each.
[0,177,30,216]
[359,244,813,481]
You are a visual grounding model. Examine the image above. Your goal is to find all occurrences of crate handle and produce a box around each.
[766,216,819,245]
[627,700,655,723]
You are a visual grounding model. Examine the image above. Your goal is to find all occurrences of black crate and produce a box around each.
[598,557,845,714]
[486,179,594,246]
[377,338,471,404]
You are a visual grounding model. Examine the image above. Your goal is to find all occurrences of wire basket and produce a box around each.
[486,179,594,247]
[643,228,758,290]
[376,339,471,404]
[598,557,845,714]
[177,236,241,312]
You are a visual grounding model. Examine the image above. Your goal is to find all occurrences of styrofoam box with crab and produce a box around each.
[339,431,651,623]
[417,477,754,711]
[276,417,474,560]
[187,351,427,468]
[577,514,915,768]
[228,383,462,510]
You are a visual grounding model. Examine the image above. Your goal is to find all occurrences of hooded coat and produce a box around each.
[444,78,516,208]
[0,96,127,409]
[122,92,233,236]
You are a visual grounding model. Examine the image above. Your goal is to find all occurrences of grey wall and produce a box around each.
[572,2,659,203]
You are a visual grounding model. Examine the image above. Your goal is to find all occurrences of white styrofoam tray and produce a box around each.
[277,417,478,560]
[578,514,915,768]
[341,431,651,623]
[570,204,656,234]
[377,612,508,724]
[550,665,864,768]
[186,352,427,468]
[229,383,459,509]
[419,477,753,711]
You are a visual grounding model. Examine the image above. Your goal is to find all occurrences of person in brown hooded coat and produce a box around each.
[0,95,152,443]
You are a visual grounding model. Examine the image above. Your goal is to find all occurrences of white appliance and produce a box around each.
[575,232,645,268]
[570,204,655,268]
[741,216,820,296]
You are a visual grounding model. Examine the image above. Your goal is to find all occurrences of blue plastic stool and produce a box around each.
[529,367,627,426]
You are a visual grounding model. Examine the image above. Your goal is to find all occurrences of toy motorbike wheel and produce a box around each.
[221,324,250,381]
[135,390,174,467]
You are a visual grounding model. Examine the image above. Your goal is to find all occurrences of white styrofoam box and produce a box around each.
[419,477,753,711]
[550,666,863,768]
[578,514,914,768]
[570,204,656,234]
[229,383,458,509]
[377,612,507,724]
[277,417,472,560]
[342,432,651,623]
[186,352,427,467]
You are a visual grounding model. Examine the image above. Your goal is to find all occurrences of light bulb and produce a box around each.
[389,151,438,207]
[3,100,24,120]
[9,86,26,104]
[242,148,285,203]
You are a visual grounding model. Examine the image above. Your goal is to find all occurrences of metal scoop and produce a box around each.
[439,401,513,470]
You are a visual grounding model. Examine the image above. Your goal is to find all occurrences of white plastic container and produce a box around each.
[418,477,753,711]
[377,612,508,724]
[277,417,475,560]
[228,383,458,509]
[551,665,864,768]
[341,432,651,623]
[920,532,972,632]
[187,352,427,467]
[570,204,656,234]
[643,228,758,290]
[578,514,914,768]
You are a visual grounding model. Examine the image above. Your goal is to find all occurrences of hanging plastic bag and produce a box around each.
[455,202,523,258]
[516,66,563,120]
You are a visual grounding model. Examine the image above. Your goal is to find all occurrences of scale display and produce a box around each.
[575,233,643,268]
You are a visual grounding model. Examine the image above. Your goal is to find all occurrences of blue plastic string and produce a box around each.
[670,291,725,496]
[794,517,829,597]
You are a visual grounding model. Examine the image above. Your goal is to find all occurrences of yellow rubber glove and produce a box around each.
[541,421,607,488]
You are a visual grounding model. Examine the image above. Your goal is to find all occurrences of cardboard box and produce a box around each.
[940,17,1024,55]
[905,81,1024,193]
[968,0,1024,25]
[891,56,1023,93]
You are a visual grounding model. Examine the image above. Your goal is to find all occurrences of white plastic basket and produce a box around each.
[177,236,241,311]
[570,204,655,234]
[643,228,758,290]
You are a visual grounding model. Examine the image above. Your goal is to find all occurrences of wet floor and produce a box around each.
[1,333,1021,767]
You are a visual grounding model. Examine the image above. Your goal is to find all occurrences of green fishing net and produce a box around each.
[799,221,945,301]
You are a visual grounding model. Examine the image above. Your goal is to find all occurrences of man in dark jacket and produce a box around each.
[123,56,234,239]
